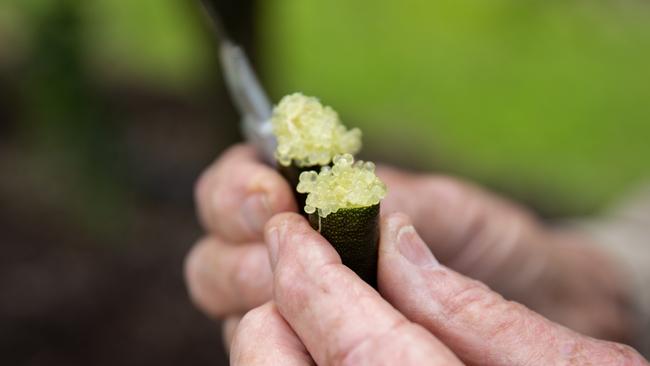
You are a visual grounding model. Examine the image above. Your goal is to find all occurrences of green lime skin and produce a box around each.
[278,163,320,216]
[308,204,380,288]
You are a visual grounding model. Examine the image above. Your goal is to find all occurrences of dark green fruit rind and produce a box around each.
[278,163,320,216]
[308,204,380,288]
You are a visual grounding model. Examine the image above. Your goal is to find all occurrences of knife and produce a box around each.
[198,0,277,164]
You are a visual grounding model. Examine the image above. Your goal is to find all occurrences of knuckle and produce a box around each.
[184,240,206,282]
[485,301,529,339]
[270,213,314,246]
[559,339,646,366]
[389,211,411,222]
[210,186,242,236]
[194,167,213,204]
[237,303,274,333]
[314,262,349,293]
[438,277,538,342]
[559,339,591,365]
[195,176,234,234]
[231,247,272,306]
[249,168,280,189]
[425,176,469,203]
[222,316,240,351]
[602,342,647,365]
[338,319,411,366]
[210,179,231,212]
[185,258,229,318]
[383,212,412,228]
[251,170,297,213]
[232,304,275,352]
[421,176,480,234]
[441,279,494,320]
[232,247,262,287]
[183,239,213,296]
[266,212,301,234]
[194,169,219,229]
[197,147,249,202]
[274,261,306,306]
[218,144,251,169]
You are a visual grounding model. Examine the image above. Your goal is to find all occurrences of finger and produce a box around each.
[377,213,648,366]
[184,237,272,318]
[230,302,314,366]
[377,167,546,296]
[264,213,463,366]
[222,316,241,353]
[379,168,635,342]
[195,144,297,243]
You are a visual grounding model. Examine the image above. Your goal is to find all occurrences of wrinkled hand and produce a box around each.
[185,144,632,346]
[230,213,647,365]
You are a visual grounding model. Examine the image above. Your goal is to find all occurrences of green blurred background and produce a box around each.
[1,0,649,365]
[261,0,650,215]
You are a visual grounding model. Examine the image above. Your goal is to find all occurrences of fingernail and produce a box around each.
[266,226,280,269]
[397,225,439,268]
[240,193,272,235]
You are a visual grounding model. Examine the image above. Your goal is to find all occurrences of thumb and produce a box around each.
[378,169,549,298]
[377,213,647,366]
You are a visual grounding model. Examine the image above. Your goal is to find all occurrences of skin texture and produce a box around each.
[184,144,645,364]
[228,213,647,365]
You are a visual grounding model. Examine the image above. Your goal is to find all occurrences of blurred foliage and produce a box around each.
[2,1,649,363]
[3,0,650,219]
[260,0,650,215]
[0,2,236,364]
[81,0,211,90]
[5,0,127,236]
[1,0,216,237]
[2,3,648,363]
[3,0,211,89]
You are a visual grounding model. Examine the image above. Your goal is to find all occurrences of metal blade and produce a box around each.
[198,0,276,163]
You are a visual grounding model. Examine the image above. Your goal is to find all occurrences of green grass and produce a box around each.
[259,0,650,215]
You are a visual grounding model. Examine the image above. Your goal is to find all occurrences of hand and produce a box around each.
[230,213,647,365]
[185,144,632,344]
